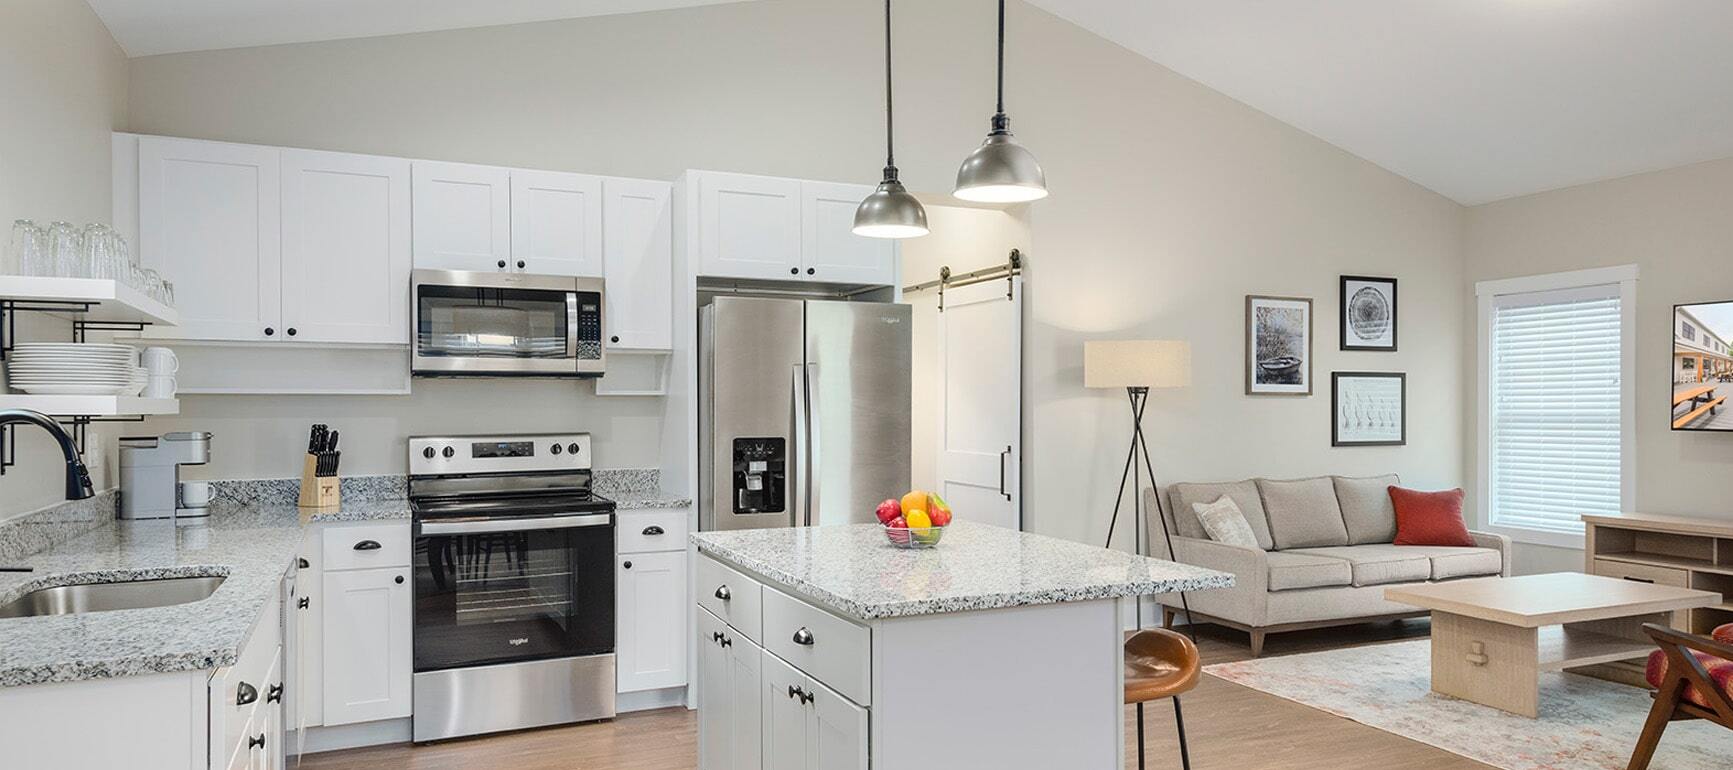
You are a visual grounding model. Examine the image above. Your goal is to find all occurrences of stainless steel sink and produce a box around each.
[0,575,225,618]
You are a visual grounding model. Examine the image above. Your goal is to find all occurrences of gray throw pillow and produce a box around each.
[1192,496,1260,549]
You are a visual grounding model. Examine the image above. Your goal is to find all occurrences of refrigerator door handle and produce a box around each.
[805,363,821,525]
[791,364,808,528]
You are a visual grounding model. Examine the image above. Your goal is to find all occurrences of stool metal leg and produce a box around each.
[1173,696,1192,770]
[1135,701,1146,770]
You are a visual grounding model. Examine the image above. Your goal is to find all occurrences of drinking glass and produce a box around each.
[48,221,83,277]
[8,220,46,276]
[83,224,114,280]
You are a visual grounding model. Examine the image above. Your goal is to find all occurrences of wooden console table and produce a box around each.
[1582,512,1733,684]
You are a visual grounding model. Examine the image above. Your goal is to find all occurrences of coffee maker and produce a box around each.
[119,432,212,519]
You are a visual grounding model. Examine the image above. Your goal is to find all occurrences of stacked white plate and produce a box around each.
[6,343,143,396]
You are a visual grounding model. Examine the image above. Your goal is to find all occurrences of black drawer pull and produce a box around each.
[354,540,382,551]
[267,683,284,704]
[792,627,814,646]
[248,734,266,750]
[642,525,665,536]
[1622,576,1656,584]
[714,585,731,601]
[236,681,258,706]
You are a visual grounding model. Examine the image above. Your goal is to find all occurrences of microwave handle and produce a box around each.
[565,292,579,359]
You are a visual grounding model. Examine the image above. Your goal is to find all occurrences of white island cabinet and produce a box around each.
[690,522,1233,770]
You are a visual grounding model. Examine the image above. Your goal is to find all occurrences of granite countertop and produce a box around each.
[0,498,408,689]
[605,488,693,510]
[593,468,692,510]
[690,521,1234,621]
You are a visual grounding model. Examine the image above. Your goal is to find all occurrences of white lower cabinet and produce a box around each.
[762,651,868,770]
[697,607,764,770]
[320,566,413,725]
[616,550,689,692]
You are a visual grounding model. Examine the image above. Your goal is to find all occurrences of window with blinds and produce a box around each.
[1488,284,1624,535]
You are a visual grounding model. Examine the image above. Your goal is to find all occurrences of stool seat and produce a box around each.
[1124,628,1200,704]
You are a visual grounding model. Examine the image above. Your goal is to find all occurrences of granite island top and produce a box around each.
[0,497,409,689]
[691,521,1234,621]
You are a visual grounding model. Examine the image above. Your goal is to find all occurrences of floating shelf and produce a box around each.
[0,395,178,417]
[0,275,179,327]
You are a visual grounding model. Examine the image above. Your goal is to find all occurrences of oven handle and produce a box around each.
[565,292,579,360]
[417,512,612,536]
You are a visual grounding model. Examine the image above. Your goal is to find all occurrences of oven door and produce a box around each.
[411,269,605,376]
[413,512,615,672]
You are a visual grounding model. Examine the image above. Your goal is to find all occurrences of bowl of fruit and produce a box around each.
[876,490,952,549]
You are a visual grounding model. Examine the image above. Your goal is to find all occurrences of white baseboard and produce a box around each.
[293,718,412,755]
[618,685,689,713]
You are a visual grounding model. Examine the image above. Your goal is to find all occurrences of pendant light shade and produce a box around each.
[954,0,1047,203]
[854,0,928,239]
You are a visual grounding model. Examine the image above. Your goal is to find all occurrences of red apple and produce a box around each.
[875,498,902,524]
[885,515,912,545]
[887,515,908,529]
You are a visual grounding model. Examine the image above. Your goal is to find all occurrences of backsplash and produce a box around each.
[0,490,118,564]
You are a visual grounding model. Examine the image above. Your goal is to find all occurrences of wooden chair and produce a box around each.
[1125,628,1201,770]
[1627,622,1733,770]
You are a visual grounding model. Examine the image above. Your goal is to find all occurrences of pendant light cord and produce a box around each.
[884,0,896,171]
[996,0,1006,115]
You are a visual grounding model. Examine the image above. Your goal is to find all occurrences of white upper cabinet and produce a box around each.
[281,149,411,344]
[692,172,895,286]
[799,181,896,285]
[411,161,512,272]
[511,169,603,277]
[603,178,673,350]
[696,172,803,281]
[137,137,282,341]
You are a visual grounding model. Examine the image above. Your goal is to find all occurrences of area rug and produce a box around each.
[1204,639,1733,770]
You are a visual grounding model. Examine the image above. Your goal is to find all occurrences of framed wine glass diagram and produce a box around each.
[1332,371,1406,446]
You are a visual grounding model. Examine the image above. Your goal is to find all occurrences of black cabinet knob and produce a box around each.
[623,560,633,569]
[790,267,799,275]
[498,260,507,269]
[297,596,309,610]
[248,734,266,750]
[516,260,526,269]
[264,327,274,336]
[353,540,382,551]
[286,327,297,336]
[610,335,620,343]
[806,268,815,275]
[395,575,405,584]
[267,683,284,704]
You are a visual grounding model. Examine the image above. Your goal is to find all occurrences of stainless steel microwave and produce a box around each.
[411,269,605,377]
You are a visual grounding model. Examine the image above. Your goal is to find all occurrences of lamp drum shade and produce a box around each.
[1084,340,1192,389]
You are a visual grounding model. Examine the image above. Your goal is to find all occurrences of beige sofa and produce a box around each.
[1147,475,1510,656]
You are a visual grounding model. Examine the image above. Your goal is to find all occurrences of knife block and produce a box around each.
[297,454,340,511]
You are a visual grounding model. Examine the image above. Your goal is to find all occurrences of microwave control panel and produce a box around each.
[575,292,603,359]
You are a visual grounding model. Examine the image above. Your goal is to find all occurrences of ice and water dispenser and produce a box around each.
[731,437,786,513]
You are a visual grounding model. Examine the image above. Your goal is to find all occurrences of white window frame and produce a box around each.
[1475,265,1638,549]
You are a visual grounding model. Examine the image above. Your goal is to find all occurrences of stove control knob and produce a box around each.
[567,443,581,455]
[441,446,455,459]
[422,447,436,460]
[550,443,562,455]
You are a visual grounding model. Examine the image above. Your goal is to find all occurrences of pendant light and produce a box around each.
[853,0,929,239]
[953,0,1047,203]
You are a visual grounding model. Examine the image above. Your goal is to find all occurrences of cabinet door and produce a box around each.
[603,178,673,350]
[321,568,412,725]
[281,149,412,344]
[800,181,896,285]
[511,169,603,277]
[761,651,808,770]
[411,161,511,272]
[807,674,868,770]
[726,631,765,770]
[697,172,802,280]
[137,136,281,341]
[697,610,732,770]
[616,551,687,692]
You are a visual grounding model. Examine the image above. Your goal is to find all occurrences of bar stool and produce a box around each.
[1125,628,1200,770]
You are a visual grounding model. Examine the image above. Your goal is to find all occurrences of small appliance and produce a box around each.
[411,269,605,378]
[119,432,212,519]
[408,432,616,742]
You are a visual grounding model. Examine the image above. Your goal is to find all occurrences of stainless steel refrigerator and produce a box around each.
[699,296,911,531]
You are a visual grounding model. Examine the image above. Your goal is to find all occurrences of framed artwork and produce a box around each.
[1332,371,1406,446]
[1245,295,1313,396]
[1340,275,1398,351]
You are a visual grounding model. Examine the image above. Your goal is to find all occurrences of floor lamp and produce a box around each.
[1084,340,1193,634]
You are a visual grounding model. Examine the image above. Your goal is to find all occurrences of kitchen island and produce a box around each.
[690,521,1233,770]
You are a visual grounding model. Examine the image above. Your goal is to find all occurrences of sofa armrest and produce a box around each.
[1468,530,1513,577]
[1169,535,1268,593]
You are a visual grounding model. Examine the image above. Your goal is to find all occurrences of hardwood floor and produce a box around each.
[301,619,1493,770]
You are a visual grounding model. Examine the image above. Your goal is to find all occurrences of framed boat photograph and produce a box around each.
[1340,275,1397,351]
[1246,295,1313,395]
[1332,371,1406,446]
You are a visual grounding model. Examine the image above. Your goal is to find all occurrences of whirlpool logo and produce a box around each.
[508,637,530,647]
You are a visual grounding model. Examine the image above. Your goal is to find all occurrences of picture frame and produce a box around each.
[1332,371,1407,446]
[1245,295,1313,396]
[1339,275,1398,351]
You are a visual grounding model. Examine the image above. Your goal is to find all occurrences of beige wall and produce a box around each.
[1464,156,1733,572]
[0,0,129,518]
[125,0,1467,546]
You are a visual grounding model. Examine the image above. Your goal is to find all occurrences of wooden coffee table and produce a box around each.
[1385,572,1719,717]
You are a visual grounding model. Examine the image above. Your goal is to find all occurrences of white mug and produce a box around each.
[143,375,176,399]
[141,347,178,377]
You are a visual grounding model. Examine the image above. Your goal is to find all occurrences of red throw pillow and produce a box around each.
[1388,486,1475,547]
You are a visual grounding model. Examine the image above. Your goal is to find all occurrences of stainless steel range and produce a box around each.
[408,432,616,743]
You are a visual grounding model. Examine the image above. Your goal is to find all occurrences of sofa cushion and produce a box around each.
[1389,486,1475,547]
[1193,496,1260,549]
[1170,481,1274,550]
[1286,545,1431,587]
[1258,477,1350,549]
[1391,545,1504,580]
[1266,551,1353,591]
[1334,474,1400,544]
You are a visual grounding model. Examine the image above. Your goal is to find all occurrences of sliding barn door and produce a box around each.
[937,278,1023,530]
